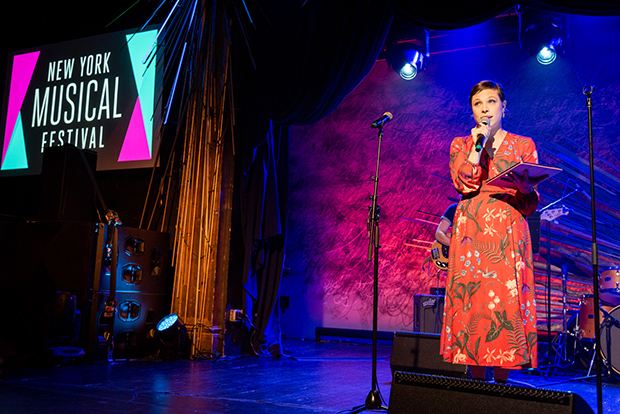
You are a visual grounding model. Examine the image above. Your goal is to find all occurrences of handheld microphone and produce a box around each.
[474,117,490,152]
[371,112,393,128]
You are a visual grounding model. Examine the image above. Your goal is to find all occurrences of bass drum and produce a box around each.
[600,305,620,375]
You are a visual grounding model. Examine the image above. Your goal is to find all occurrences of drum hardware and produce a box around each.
[537,201,573,369]
[546,303,587,369]
[545,264,572,367]
[545,292,620,377]
[560,262,569,362]
[584,306,620,379]
[544,262,583,368]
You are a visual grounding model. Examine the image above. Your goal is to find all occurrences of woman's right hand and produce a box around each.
[471,122,490,149]
[469,121,490,163]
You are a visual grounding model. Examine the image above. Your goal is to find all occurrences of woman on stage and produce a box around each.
[440,80,545,383]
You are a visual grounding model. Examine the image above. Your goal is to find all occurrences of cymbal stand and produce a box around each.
[561,263,569,361]
[539,192,576,369]
[545,263,581,368]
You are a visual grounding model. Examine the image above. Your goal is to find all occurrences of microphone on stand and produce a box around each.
[371,112,393,128]
[474,117,490,152]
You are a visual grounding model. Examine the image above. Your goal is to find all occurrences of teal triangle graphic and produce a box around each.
[1,112,28,170]
[126,30,157,156]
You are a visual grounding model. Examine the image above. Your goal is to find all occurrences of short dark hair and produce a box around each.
[469,80,506,107]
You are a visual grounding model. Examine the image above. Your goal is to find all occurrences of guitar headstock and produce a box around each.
[541,205,570,222]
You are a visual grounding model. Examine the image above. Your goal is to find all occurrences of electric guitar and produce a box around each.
[429,237,450,271]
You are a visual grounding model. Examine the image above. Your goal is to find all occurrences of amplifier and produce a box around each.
[413,294,444,334]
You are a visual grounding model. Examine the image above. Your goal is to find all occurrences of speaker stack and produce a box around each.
[97,226,170,360]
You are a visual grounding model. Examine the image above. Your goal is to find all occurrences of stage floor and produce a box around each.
[1,337,619,413]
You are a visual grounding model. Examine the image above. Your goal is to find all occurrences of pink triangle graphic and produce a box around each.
[118,97,151,162]
[3,51,40,164]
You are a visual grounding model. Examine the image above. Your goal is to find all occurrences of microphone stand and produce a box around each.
[350,124,387,413]
[584,86,603,414]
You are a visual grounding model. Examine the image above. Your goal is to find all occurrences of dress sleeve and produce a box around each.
[449,136,482,195]
[511,137,540,217]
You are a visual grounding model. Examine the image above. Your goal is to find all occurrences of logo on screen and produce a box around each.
[1,27,161,175]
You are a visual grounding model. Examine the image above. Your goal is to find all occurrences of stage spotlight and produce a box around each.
[154,313,188,359]
[157,313,182,333]
[537,44,556,65]
[399,50,425,80]
[386,29,429,80]
[520,17,564,65]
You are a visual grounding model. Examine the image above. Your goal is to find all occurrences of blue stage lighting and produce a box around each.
[520,15,565,66]
[400,63,417,80]
[154,313,188,360]
[537,45,556,65]
[157,313,179,332]
[385,29,429,81]
[400,49,425,80]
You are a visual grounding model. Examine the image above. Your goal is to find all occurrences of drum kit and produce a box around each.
[555,267,620,377]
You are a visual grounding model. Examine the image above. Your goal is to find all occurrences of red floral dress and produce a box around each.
[439,132,539,369]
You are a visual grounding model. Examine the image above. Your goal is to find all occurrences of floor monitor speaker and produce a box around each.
[391,331,467,378]
[388,371,594,414]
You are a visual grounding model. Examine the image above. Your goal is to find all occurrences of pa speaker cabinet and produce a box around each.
[391,331,467,378]
[98,291,168,359]
[100,226,170,294]
[388,371,594,414]
[413,294,444,333]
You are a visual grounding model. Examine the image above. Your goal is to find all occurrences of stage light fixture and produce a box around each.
[154,313,188,359]
[399,49,425,80]
[536,37,562,65]
[157,313,181,333]
[386,29,429,81]
[520,17,564,66]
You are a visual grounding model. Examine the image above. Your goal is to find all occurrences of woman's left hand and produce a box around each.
[506,169,548,194]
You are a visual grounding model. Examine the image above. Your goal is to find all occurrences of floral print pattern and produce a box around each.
[440,133,539,369]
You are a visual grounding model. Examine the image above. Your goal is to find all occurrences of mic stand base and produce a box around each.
[349,390,387,414]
